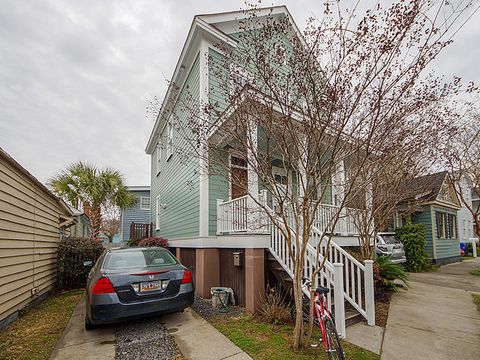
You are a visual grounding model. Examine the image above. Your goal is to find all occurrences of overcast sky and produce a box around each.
[1,0,479,186]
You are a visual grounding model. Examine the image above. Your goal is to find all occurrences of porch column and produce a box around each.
[245,248,265,313]
[195,248,220,298]
[247,118,259,232]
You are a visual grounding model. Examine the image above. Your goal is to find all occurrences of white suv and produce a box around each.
[376,232,407,264]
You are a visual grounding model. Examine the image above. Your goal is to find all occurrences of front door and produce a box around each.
[230,156,248,199]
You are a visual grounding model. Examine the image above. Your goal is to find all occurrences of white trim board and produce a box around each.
[169,235,269,248]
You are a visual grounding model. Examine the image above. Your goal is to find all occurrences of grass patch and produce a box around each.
[470,268,480,276]
[209,314,379,360]
[473,294,480,313]
[0,290,83,360]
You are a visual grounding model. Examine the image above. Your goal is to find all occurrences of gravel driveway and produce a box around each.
[115,316,183,360]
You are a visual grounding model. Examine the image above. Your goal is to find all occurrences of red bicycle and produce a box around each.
[292,278,345,360]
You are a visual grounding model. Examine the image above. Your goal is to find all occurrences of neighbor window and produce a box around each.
[140,196,150,210]
[435,211,457,239]
[274,43,286,64]
[155,195,161,230]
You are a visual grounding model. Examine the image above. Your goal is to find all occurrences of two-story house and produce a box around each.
[119,186,151,243]
[145,6,375,335]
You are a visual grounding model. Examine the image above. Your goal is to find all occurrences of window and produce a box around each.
[436,211,457,239]
[229,64,254,95]
[167,120,173,160]
[274,43,286,64]
[155,196,161,230]
[156,142,162,175]
[140,196,150,210]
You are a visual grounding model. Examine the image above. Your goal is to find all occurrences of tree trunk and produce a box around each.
[292,272,304,351]
[84,204,102,240]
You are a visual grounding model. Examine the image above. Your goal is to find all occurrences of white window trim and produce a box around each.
[166,120,173,161]
[140,196,150,211]
[155,195,161,230]
[156,142,162,175]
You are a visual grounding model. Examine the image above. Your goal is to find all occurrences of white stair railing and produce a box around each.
[315,204,363,235]
[266,205,346,338]
[312,225,375,326]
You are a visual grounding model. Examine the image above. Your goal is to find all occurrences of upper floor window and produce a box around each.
[167,120,173,161]
[274,43,286,65]
[140,196,150,210]
[229,64,254,96]
[156,142,162,175]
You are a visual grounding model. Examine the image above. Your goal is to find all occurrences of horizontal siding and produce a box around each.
[121,190,151,241]
[0,156,69,324]
[209,148,230,236]
[151,53,200,239]
[412,206,434,258]
[432,205,460,260]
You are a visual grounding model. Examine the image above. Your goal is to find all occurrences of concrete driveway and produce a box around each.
[50,296,251,360]
[381,258,480,360]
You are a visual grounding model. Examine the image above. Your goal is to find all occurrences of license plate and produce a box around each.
[140,281,162,292]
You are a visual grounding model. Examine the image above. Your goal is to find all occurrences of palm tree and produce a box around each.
[49,162,136,240]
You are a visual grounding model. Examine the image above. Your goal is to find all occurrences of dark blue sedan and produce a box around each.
[84,247,194,329]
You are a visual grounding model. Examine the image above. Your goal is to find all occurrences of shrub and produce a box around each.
[258,286,291,324]
[57,237,104,289]
[136,237,169,248]
[396,223,431,272]
[374,255,408,301]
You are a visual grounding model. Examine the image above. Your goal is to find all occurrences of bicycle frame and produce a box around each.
[312,290,334,348]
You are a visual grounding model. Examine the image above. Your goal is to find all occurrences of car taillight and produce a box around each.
[92,277,115,294]
[181,270,193,284]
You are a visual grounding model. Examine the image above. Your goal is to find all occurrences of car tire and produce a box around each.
[84,315,95,330]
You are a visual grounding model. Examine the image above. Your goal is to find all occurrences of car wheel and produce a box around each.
[84,315,95,330]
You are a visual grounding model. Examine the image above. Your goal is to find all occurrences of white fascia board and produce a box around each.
[145,19,237,154]
[168,235,270,248]
[198,5,288,25]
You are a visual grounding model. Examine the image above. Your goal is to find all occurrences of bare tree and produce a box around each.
[101,203,121,243]
[164,0,476,349]
[444,114,480,237]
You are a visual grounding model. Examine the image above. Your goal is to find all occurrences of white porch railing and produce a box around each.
[315,204,363,235]
[216,195,249,234]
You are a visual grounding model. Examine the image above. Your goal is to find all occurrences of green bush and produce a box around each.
[57,237,105,289]
[374,256,408,301]
[396,224,431,272]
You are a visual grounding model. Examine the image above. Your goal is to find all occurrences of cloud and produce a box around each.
[0,0,478,186]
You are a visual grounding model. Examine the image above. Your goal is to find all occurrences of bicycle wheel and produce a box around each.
[324,317,345,360]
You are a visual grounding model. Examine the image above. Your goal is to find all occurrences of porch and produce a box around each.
[216,191,364,238]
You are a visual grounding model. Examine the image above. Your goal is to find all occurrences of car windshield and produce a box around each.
[381,235,400,245]
[105,249,177,269]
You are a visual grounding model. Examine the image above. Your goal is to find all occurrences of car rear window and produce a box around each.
[382,235,401,244]
[105,249,177,269]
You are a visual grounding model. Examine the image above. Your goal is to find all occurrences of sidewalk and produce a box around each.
[381,259,480,360]
[163,308,252,360]
[50,296,251,360]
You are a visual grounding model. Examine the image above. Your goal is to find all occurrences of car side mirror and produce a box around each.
[83,260,93,267]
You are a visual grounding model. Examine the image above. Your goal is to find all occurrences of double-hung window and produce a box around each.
[229,64,254,96]
[140,196,150,210]
[435,211,457,239]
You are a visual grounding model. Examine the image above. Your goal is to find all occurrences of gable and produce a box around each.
[436,179,461,208]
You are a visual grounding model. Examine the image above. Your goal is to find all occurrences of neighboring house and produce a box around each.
[395,171,461,264]
[144,6,375,336]
[119,186,151,242]
[456,175,475,243]
[0,147,74,329]
[472,188,480,238]
[68,205,91,238]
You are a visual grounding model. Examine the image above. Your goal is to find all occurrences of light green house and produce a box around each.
[395,171,461,264]
[144,6,376,334]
